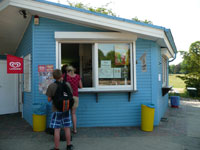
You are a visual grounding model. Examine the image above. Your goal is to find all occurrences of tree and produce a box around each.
[66,1,152,24]
[132,17,153,24]
[169,65,175,74]
[66,1,116,16]
[178,41,200,97]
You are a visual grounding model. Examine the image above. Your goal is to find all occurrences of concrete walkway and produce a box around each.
[0,98,200,150]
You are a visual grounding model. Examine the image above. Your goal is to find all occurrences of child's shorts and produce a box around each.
[49,111,71,129]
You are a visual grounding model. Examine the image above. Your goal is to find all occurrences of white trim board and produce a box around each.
[55,32,137,41]
[9,0,163,38]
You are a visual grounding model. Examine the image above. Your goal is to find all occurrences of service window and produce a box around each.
[60,42,134,92]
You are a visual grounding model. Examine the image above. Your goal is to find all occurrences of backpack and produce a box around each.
[52,81,74,112]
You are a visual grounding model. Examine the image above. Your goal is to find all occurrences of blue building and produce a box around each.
[0,0,177,128]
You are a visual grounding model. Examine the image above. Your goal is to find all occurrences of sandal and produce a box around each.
[72,130,77,134]
[66,144,74,150]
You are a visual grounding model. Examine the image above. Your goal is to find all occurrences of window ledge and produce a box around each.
[79,88,135,93]
[79,88,137,102]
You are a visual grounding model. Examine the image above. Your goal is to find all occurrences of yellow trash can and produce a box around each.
[33,114,46,132]
[141,104,155,132]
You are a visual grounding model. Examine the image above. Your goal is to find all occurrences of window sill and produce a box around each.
[79,88,137,102]
[79,87,135,93]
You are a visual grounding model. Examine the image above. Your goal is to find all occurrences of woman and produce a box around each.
[66,65,82,134]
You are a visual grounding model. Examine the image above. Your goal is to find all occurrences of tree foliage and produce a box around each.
[66,1,152,24]
[178,41,200,97]
[132,17,153,24]
[66,0,116,16]
[169,62,184,74]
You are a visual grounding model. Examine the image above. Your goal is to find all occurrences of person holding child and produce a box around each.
[46,69,74,150]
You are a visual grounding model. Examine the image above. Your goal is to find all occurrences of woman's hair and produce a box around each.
[53,69,62,80]
[67,66,75,73]
[61,64,68,74]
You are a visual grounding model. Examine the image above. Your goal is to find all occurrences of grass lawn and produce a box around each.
[169,74,186,89]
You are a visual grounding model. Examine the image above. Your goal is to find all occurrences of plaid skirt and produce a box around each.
[49,111,71,129]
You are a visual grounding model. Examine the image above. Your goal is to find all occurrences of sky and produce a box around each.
[47,0,200,65]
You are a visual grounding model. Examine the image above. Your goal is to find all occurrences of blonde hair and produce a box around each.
[67,66,75,72]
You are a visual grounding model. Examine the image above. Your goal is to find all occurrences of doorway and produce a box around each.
[0,60,18,114]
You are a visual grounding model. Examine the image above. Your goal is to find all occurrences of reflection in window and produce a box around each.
[98,43,131,86]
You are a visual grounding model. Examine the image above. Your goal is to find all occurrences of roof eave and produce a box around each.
[2,0,176,57]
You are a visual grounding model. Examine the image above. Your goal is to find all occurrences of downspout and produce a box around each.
[169,52,176,62]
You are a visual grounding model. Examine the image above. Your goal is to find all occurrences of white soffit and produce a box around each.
[0,5,31,55]
[161,48,171,59]
[9,0,164,38]
[1,0,175,56]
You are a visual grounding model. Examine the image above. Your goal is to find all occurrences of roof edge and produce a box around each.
[35,0,166,30]
[3,0,177,55]
[35,0,177,54]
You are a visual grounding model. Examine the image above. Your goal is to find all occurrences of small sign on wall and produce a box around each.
[140,53,147,72]
[38,65,54,94]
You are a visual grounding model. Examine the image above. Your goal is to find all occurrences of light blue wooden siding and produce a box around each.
[149,42,169,125]
[32,17,108,127]
[77,39,155,127]
[32,17,105,105]
[31,17,166,127]
[157,48,169,122]
[15,20,33,125]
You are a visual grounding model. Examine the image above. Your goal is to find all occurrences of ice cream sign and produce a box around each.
[7,55,23,74]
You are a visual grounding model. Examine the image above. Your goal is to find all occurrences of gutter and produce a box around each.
[163,29,177,60]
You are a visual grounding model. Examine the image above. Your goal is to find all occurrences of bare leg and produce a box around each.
[54,128,61,149]
[71,108,77,132]
[64,127,71,145]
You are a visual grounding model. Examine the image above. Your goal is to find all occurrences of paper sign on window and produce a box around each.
[115,44,129,65]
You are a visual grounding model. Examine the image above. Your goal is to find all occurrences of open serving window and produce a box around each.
[55,32,137,93]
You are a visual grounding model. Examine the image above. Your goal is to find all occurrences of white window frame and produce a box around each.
[23,54,31,92]
[95,43,133,90]
[162,56,167,87]
[55,32,137,92]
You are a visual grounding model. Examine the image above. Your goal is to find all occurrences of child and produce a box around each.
[46,69,73,150]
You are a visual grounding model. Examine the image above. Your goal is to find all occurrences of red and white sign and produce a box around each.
[38,65,46,72]
[46,65,54,72]
[7,55,23,74]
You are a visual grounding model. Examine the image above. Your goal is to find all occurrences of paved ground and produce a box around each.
[0,98,200,150]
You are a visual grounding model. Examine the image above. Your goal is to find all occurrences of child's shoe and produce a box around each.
[66,144,74,150]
